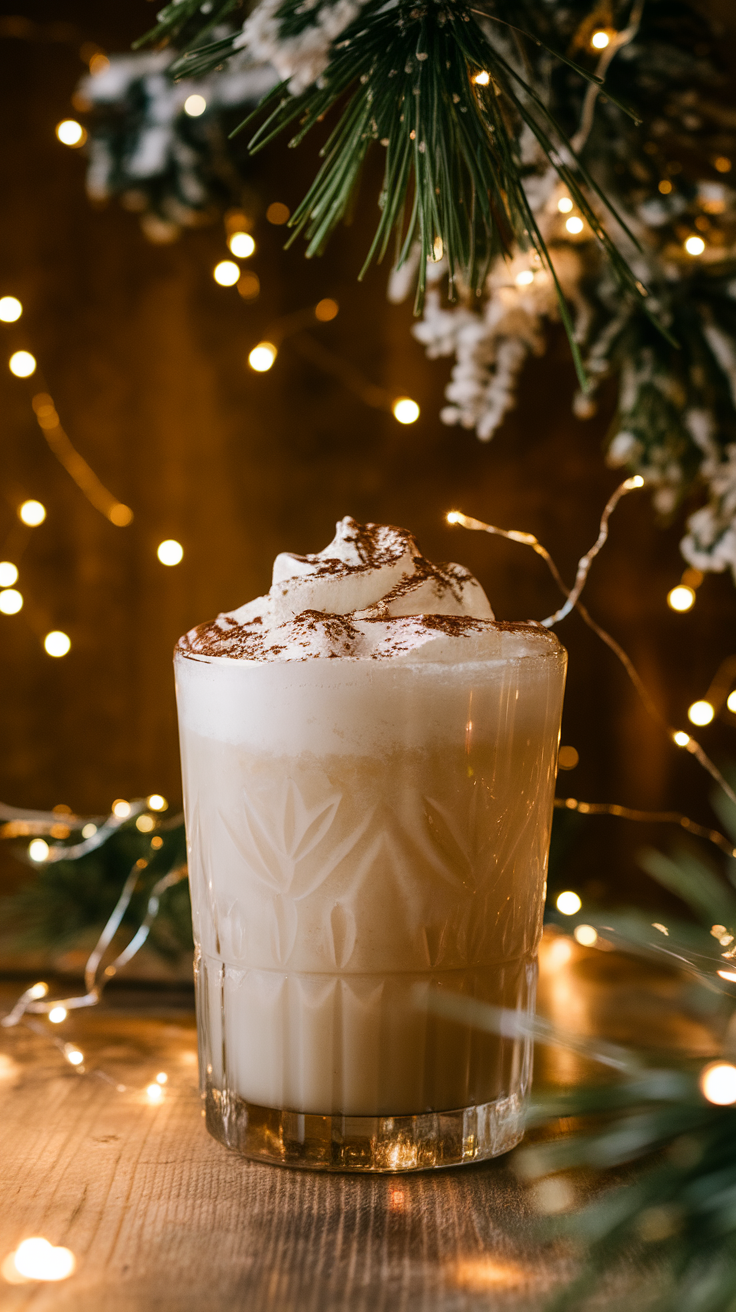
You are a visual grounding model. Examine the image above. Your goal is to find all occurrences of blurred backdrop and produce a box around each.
[1,0,735,926]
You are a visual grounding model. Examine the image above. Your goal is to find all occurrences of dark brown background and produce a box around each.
[1,0,735,911]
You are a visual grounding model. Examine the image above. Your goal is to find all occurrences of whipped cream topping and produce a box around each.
[179,516,504,662]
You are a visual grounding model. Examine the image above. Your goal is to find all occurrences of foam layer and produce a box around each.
[178,516,498,662]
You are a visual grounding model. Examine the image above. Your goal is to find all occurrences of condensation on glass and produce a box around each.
[175,628,566,1172]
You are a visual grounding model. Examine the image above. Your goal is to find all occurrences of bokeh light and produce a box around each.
[266,202,290,225]
[28,839,50,862]
[591,30,611,48]
[136,814,154,832]
[48,1006,67,1024]
[565,216,584,235]
[473,71,490,86]
[19,499,46,525]
[10,1237,75,1282]
[147,794,168,811]
[673,730,691,747]
[515,270,534,287]
[0,296,22,322]
[557,196,573,213]
[228,231,255,258]
[667,584,695,612]
[81,823,97,838]
[44,631,71,657]
[56,119,86,147]
[392,397,420,424]
[146,1082,164,1103]
[315,298,339,321]
[213,260,240,287]
[688,699,714,726]
[574,924,598,946]
[700,1061,736,1105]
[112,799,131,818]
[183,94,207,117]
[0,589,23,614]
[556,890,582,915]
[727,690,736,714]
[558,746,579,770]
[10,350,36,377]
[685,235,705,255]
[248,342,277,372]
[157,539,184,566]
[237,271,260,301]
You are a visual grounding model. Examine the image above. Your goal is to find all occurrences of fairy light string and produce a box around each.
[448,477,736,811]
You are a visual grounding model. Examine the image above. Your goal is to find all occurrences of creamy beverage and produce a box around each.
[175,518,566,1170]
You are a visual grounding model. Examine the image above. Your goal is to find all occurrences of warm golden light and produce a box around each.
[556,891,582,916]
[700,1061,736,1105]
[557,196,573,213]
[718,969,736,983]
[557,745,579,770]
[28,982,48,1000]
[266,202,290,225]
[446,511,461,524]
[108,503,134,527]
[44,631,71,658]
[432,236,444,261]
[56,119,86,147]
[515,270,534,286]
[48,1006,67,1024]
[112,799,131,819]
[146,1082,164,1103]
[591,30,611,49]
[574,924,598,946]
[183,94,207,117]
[248,342,277,372]
[392,397,420,424]
[237,271,260,301]
[714,156,732,173]
[150,835,164,850]
[0,295,22,322]
[157,538,184,566]
[472,71,490,86]
[136,814,154,832]
[667,584,695,612]
[10,1237,76,1282]
[727,690,736,714]
[28,839,49,862]
[156,1071,168,1084]
[565,216,584,235]
[315,298,339,322]
[147,793,167,811]
[213,260,240,287]
[685,235,705,255]
[19,499,46,525]
[228,231,255,258]
[673,730,691,747]
[89,52,110,76]
[81,822,97,838]
[65,1046,84,1067]
[0,588,22,615]
[688,699,714,727]
[10,350,36,377]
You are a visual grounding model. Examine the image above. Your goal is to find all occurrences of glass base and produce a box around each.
[203,1083,525,1173]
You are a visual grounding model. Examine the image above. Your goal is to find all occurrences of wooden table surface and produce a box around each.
[0,935,715,1312]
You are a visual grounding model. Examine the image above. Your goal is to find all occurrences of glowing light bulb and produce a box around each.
[446,511,461,524]
[19,499,46,525]
[213,260,240,287]
[565,216,584,235]
[11,1237,76,1281]
[56,119,86,147]
[673,731,691,748]
[557,196,574,213]
[156,1071,168,1084]
[574,924,598,946]
[556,891,582,916]
[248,342,277,372]
[228,232,255,258]
[136,814,154,832]
[183,94,207,117]
[112,799,131,819]
[48,1006,67,1024]
[157,539,184,566]
[718,969,736,983]
[727,690,736,714]
[146,1082,164,1103]
[473,71,490,85]
[10,350,36,377]
[515,270,534,286]
[591,30,610,49]
[685,235,705,255]
[81,822,97,838]
[0,296,22,322]
[44,631,71,657]
[28,839,49,862]
[147,794,167,811]
[700,1061,736,1105]
[1,564,20,592]
[688,699,714,726]
[0,588,22,614]
[28,982,48,1000]
[392,397,420,424]
[315,298,339,322]
[667,584,695,612]
[65,1046,84,1066]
